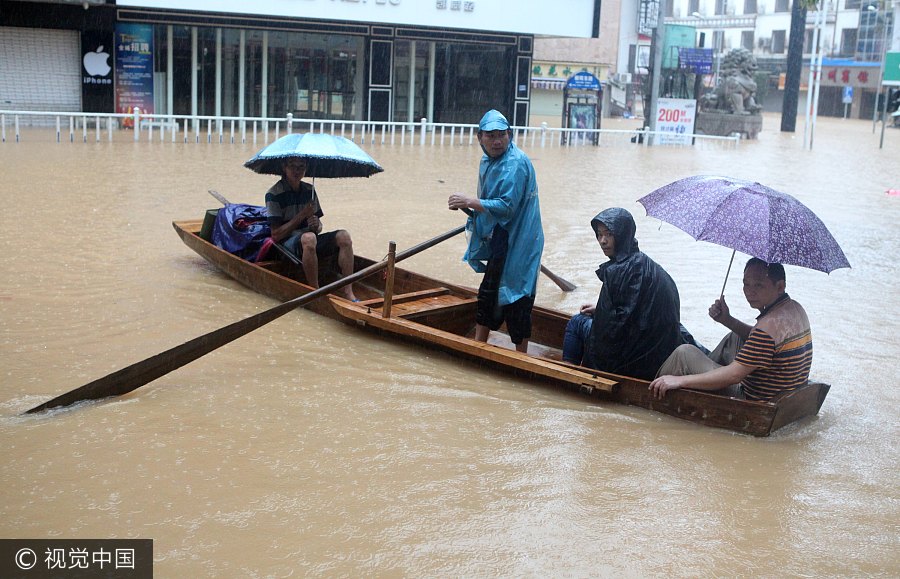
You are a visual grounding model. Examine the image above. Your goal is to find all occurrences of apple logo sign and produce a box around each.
[83,45,111,77]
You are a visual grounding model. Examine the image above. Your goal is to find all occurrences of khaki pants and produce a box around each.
[656,332,744,398]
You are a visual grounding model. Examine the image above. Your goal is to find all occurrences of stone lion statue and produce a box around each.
[699,48,763,115]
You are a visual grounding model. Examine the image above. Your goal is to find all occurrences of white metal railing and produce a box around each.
[0,109,741,149]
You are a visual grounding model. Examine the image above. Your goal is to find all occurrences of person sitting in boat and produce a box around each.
[561,207,697,380]
[649,258,812,401]
[265,157,357,301]
[447,109,544,353]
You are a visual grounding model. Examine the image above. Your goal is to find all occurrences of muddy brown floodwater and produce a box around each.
[1,114,898,576]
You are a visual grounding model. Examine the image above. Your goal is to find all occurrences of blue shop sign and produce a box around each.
[566,72,602,91]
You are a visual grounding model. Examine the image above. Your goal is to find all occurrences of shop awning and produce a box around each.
[531,78,567,91]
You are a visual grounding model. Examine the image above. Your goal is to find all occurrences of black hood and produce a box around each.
[591,207,639,261]
[586,208,686,380]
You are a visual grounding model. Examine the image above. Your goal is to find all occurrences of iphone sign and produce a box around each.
[81,30,114,113]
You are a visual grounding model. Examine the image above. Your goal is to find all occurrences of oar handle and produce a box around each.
[453,205,576,292]
[271,240,302,266]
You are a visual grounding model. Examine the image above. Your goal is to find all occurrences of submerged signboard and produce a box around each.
[115,23,154,120]
[116,0,599,37]
[655,98,696,146]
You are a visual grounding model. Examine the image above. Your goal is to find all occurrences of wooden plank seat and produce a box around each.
[357,287,451,308]
[358,288,477,318]
[396,294,477,318]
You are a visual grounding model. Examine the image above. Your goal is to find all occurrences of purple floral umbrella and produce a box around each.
[638,175,850,294]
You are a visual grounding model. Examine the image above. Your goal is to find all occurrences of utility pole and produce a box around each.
[781,0,808,132]
[647,0,667,145]
[694,32,706,100]
[803,1,825,150]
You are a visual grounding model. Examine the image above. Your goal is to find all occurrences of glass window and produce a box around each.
[393,40,430,123]
[713,30,725,52]
[744,0,758,14]
[220,29,241,117]
[262,31,364,120]
[772,30,786,53]
[516,56,530,100]
[775,0,789,12]
[265,31,289,118]
[840,28,857,56]
[432,42,515,124]
[152,25,169,114]
[742,31,755,50]
[370,41,393,86]
[197,27,216,117]
[244,30,263,117]
[369,89,391,122]
[171,26,192,116]
[856,3,889,61]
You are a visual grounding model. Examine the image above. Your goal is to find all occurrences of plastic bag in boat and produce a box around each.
[211,203,271,260]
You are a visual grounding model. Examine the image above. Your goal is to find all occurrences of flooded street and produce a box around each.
[1,115,898,576]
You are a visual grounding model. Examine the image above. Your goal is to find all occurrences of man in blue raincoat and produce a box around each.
[448,109,544,352]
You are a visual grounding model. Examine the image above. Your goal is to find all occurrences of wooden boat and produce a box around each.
[174,217,830,437]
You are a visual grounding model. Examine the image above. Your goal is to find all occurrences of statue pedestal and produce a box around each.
[694,111,763,140]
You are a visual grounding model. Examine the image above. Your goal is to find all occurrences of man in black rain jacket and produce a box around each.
[562,207,697,380]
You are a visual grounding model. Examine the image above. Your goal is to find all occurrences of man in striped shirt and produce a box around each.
[265,157,357,301]
[649,258,812,401]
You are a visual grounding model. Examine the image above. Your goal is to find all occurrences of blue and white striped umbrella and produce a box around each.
[244,132,384,178]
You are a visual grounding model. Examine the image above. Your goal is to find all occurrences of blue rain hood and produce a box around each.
[462,141,543,306]
[479,109,510,132]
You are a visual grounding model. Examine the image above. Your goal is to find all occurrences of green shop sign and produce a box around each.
[883,52,900,87]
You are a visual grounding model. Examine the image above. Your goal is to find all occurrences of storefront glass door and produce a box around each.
[393,40,430,123]
[277,33,364,120]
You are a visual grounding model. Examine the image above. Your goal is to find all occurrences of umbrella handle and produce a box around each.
[720,249,736,297]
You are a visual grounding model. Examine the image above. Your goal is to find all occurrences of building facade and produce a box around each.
[0,0,602,126]
[662,0,897,118]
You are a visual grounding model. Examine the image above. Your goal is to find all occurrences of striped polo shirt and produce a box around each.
[264,179,323,232]
[734,294,813,401]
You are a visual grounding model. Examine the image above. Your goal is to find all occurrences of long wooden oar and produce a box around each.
[24,224,465,414]
[456,207,577,292]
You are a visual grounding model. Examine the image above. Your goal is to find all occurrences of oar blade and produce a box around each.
[25,298,299,414]
[24,224,465,415]
[540,265,577,292]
